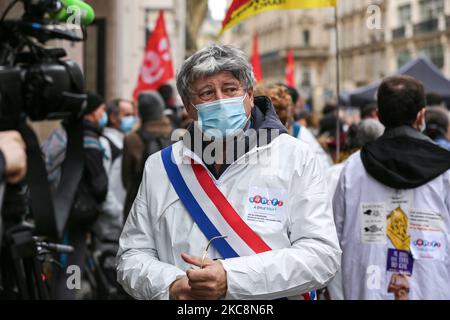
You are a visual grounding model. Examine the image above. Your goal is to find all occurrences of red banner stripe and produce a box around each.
[252,32,263,83]
[191,162,272,254]
[221,0,250,29]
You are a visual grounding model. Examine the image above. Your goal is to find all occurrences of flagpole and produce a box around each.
[334,4,341,161]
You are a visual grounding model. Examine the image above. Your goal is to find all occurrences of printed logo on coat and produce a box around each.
[409,209,446,261]
[361,203,386,245]
[248,195,284,207]
[245,187,287,227]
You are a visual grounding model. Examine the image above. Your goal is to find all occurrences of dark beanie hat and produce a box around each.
[84,91,105,115]
[138,91,165,122]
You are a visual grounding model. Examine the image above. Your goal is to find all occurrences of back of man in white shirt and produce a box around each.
[333,76,450,300]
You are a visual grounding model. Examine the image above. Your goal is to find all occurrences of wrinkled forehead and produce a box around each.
[191,71,241,91]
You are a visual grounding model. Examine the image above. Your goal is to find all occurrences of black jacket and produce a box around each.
[68,120,108,228]
[361,125,450,189]
[81,120,108,204]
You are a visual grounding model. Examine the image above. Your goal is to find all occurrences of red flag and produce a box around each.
[219,0,336,35]
[133,10,174,100]
[285,48,296,87]
[221,0,249,33]
[251,33,263,83]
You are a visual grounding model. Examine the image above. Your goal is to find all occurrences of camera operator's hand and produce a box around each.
[0,131,27,184]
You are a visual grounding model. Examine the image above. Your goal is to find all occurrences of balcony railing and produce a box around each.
[392,26,406,39]
[414,18,439,35]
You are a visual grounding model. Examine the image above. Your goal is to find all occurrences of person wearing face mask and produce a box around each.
[43,91,109,299]
[117,44,341,300]
[105,99,137,137]
[93,99,136,244]
[333,76,450,300]
[77,91,109,217]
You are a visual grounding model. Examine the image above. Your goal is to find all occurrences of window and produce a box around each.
[419,43,444,68]
[419,0,444,20]
[397,49,411,69]
[398,4,411,27]
[301,67,311,87]
[303,30,310,47]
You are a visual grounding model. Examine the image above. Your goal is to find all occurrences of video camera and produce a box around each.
[0,0,95,299]
[0,0,96,127]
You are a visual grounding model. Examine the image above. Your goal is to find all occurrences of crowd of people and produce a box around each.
[1,44,450,300]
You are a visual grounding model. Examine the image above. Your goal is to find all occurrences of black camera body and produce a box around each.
[0,59,86,127]
[0,0,88,130]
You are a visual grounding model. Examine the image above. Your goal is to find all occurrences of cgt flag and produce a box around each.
[133,10,174,101]
[285,48,296,87]
[251,32,263,83]
[220,0,337,35]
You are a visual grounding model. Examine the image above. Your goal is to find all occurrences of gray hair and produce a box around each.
[106,98,133,118]
[138,91,165,122]
[176,44,256,103]
[357,119,385,146]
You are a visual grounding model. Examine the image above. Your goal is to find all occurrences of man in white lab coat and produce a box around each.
[116,44,341,300]
[333,75,450,300]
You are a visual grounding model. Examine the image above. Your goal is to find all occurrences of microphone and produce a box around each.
[50,0,95,26]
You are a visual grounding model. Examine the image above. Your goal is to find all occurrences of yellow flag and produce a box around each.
[220,0,337,35]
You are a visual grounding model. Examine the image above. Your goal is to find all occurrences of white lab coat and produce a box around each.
[333,152,450,300]
[325,162,346,300]
[116,134,341,300]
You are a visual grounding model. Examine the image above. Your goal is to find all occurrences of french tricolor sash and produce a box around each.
[161,145,316,300]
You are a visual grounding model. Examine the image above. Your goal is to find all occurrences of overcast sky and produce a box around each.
[208,0,228,21]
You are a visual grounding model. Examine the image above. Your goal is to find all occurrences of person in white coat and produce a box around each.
[333,75,450,300]
[116,44,341,300]
[325,118,385,300]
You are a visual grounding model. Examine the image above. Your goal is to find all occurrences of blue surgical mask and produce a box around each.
[120,116,137,134]
[99,112,108,128]
[193,94,249,139]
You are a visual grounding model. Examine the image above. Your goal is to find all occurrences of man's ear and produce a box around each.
[413,108,426,130]
[417,108,426,123]
[248,88,255,108]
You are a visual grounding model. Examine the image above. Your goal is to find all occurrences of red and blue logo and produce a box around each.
[249,195,284,207]
[413,239,442,248]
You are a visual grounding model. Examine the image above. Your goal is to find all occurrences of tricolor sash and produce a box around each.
[161,145,316,300]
